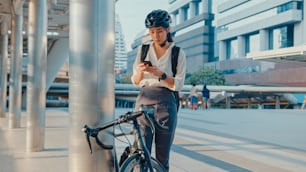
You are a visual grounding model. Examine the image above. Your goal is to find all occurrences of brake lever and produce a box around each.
[86,134,93,154]
[82,125,93,154]
[82,125,114,150]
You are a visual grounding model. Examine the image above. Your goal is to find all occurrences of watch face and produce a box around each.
[161,73,167,80]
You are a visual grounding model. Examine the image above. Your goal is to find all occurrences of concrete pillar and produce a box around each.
[189,1,197,18]
[179,8,184,24]
[303,1,306,43]
[170,13,176,26]
[46,38,69,91]
[0,19,9,118]
[259,29,269,50]
[69,0,115,171]
[237,35,245,58]
[26,0,48,152]
[202,0,211,13]
[219,40,227,61]
[8,7,23,128]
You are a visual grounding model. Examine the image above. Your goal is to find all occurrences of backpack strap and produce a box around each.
[140,44,150,62]
[171,46,181,112]
[171,45,180,77]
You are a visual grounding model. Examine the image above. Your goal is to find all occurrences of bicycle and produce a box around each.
[82,105,166,172]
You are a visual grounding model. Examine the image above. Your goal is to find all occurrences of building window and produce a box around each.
[195,2,200,16]
[218,2,302,31]
[277,2,295,13]
[297,1,303,9]
[246,32,260,53]
[183,7,189,21]
[268,24,294,49]
[277,2,292,13]
[226,38,238,59]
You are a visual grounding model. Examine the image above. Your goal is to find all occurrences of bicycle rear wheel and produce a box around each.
[120,154,166,172]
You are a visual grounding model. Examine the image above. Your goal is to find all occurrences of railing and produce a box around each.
[44,83,306,109]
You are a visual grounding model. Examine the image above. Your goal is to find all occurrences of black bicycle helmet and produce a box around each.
[145,9,171,28]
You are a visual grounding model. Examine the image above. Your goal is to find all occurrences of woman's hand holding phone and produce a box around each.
[143,61,152,66]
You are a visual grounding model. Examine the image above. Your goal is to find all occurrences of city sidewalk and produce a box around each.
[0,109,69,172]
[1,108,306,172]
[0,109,191,172]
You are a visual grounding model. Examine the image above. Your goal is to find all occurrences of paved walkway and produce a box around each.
[1,108,306,172]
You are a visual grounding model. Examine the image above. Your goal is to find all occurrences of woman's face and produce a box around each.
[149,26,169,45]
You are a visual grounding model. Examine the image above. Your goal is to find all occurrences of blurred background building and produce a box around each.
[125,0,306,87]
[114,14,128,74]
[216,0,306,87]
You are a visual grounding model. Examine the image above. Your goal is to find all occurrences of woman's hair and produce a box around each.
[167,32,173,42]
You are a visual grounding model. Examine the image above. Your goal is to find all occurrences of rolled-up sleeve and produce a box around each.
[172,50,186,91]
[131,47,142,87]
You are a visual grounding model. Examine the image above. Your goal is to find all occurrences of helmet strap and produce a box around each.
[159,40,168,47]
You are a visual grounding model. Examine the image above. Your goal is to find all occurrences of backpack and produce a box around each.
[202,89,210,98]
[140,44,181,111]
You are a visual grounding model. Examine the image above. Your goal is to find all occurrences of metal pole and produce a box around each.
[247,97,251,109]
[226,96,231,109]
[26,0,47,152]
[275,95,280,109]
[0,19,9,118]
[8,7,23,128]
[69,0,115,171]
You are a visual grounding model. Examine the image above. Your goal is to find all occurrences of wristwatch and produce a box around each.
[159,73,167,81]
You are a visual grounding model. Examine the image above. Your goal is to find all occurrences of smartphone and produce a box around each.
[143,61,152,66]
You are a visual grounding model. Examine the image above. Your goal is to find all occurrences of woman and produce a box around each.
[131,9,186,171]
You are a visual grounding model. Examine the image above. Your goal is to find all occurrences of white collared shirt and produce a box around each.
[131,42,186,91]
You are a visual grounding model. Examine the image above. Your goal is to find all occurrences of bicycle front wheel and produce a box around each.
[120,154,166,172]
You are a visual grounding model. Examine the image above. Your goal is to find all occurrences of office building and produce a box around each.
[216,0,306,86]
[126,0,306,87]
[126,0,214,74]
[115,14,128,73]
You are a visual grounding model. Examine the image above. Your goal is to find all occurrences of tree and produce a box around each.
[185,67,226,85]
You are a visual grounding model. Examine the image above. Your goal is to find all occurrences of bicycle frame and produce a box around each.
[131,114,154,172]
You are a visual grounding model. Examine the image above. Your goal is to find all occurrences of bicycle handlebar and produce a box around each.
[82,109,160,153]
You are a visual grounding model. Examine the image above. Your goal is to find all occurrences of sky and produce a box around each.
[115,0,169,51]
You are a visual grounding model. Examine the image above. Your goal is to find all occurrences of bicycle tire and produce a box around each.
[120,154,166,172]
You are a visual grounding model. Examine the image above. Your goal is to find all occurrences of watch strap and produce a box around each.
[159,73,167,81]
